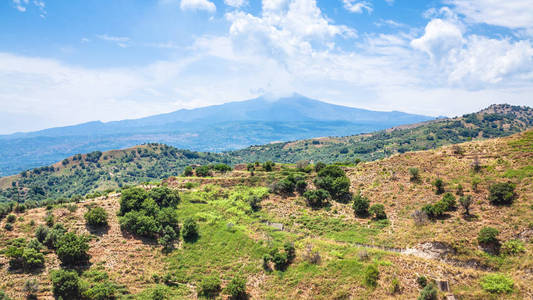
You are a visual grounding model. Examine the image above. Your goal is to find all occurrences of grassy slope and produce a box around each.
[0,130,531,299]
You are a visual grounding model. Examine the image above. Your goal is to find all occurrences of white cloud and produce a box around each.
[180,0,216,12]
[224,0,247,8]
[11,0,46,17]
[96,34,131,47]
[448,0,533,31]
[342,0,372,14]
[411,18,464,60]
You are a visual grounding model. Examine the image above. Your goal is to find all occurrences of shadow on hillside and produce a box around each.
[119,229,159,246]
[85,224,110,236]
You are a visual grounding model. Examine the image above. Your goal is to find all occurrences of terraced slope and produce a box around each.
[0,130,530,299]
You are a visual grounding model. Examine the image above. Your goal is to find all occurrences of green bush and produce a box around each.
[364,265,379,287]
[5,239,45,271]
[21,248,45,270]
[478,227,499,245]
[6,214,15,223]
[120,211,161,238]
[149,187,180,208]
[262,161,275,172]
[271,179,295,195]
[417,283,437,300]
[433,178,445,195]
[459,195,472,215]
[84,206,108,227]
[182,217,199,242]
[51,269,81,299]
[295,180,307,195]
[480,274,514,294]
[198,276,221,298]
[303,189,329,208]
[314,165,351,201]
[314,162,326,172]
[211,163,232,173]
[247,195,262,212]
[501,240,525,256]
[44,224,66,249]
[352,193,370,217]
[417,275,427,287]
[369,204,387,220]
[488,182,516,205]
[0,290,11,300]
[195,165,212,177]
[409,167,420,182]
[225,276,247,300]
[4,223,13,231]
[56,232,90,265]
[183,166,193,176]
[119,187,148,216]
[441,193,456,210]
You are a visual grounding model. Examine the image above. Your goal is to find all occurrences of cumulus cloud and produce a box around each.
[180,0,216,12]
[342,0,372,14]
[411,18,464,60]
[448,0,533,31]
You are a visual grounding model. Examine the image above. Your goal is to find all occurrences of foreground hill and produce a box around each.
[1,104,531,203]
[0,130,531,299]
[0,94,432,176]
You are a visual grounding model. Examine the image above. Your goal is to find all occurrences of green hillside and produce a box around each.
[1,104,532,203]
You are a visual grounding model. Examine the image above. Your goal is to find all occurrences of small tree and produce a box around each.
[295,180,307,195]
[225,276,247,300]
[478,227,499,246]
[84,206,108,227]
[195,165,211,177]
[364,265,379,287]
[182,217,199,242]
[433,178,445,195]
[56,232,90,265]
[262,161,275,172]
[459,195,472,215]
[352,193,370,217]
[198,276,221,298]
[183,166,193,176]
[303,189,329,209]
[409,168,420,183]
[488,182,516,205]
[456,184,464,196]
[51,269,81,299]
[417,283,438,300]
[247,195,262,212]
[369,204,387,220]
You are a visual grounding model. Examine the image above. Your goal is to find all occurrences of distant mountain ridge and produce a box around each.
[1,103,531,203]
[0,94,433,176]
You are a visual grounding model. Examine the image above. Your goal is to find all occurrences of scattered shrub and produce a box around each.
[247,195,262,212]
[478,227,499,246]
[433,178,445,195]
[182,217,199,242]
[56,232,90,265]
[271,179,295,195]
[369,204,387,220]
[303,189,329,209]
[314,162,326,172]
[456,184,464,196]
[441,193,456,210]
[195,165,212,177]
[183,166,193,176]
[488,182,516,205]
[352,193,370,217]
[364,265,379,287]
[51,269,81,299]
[6,214,15,223]
[295,180,307,195]
[225,276,247,300]
[501,240,525,256]
[409,168,420,182]
[480,274,514,294]
[23,278,39,297]
[4,223,13,231]
[314,165,351,201]
[417,275,427,288]
[390,277,400,294]
[262,161,275,172]
[198,276,221,298]
[417,283,437,300]
[459,195,472,215]
[84,206,108,227]
[412,210,428,226]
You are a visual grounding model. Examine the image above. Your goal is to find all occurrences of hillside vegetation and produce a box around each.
[1,104,531,204]
[0,130,531,299]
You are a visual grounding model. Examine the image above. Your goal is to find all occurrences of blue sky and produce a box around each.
[1,0,533,133]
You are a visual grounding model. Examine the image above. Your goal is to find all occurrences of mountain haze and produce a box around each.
[0,95,432,176]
